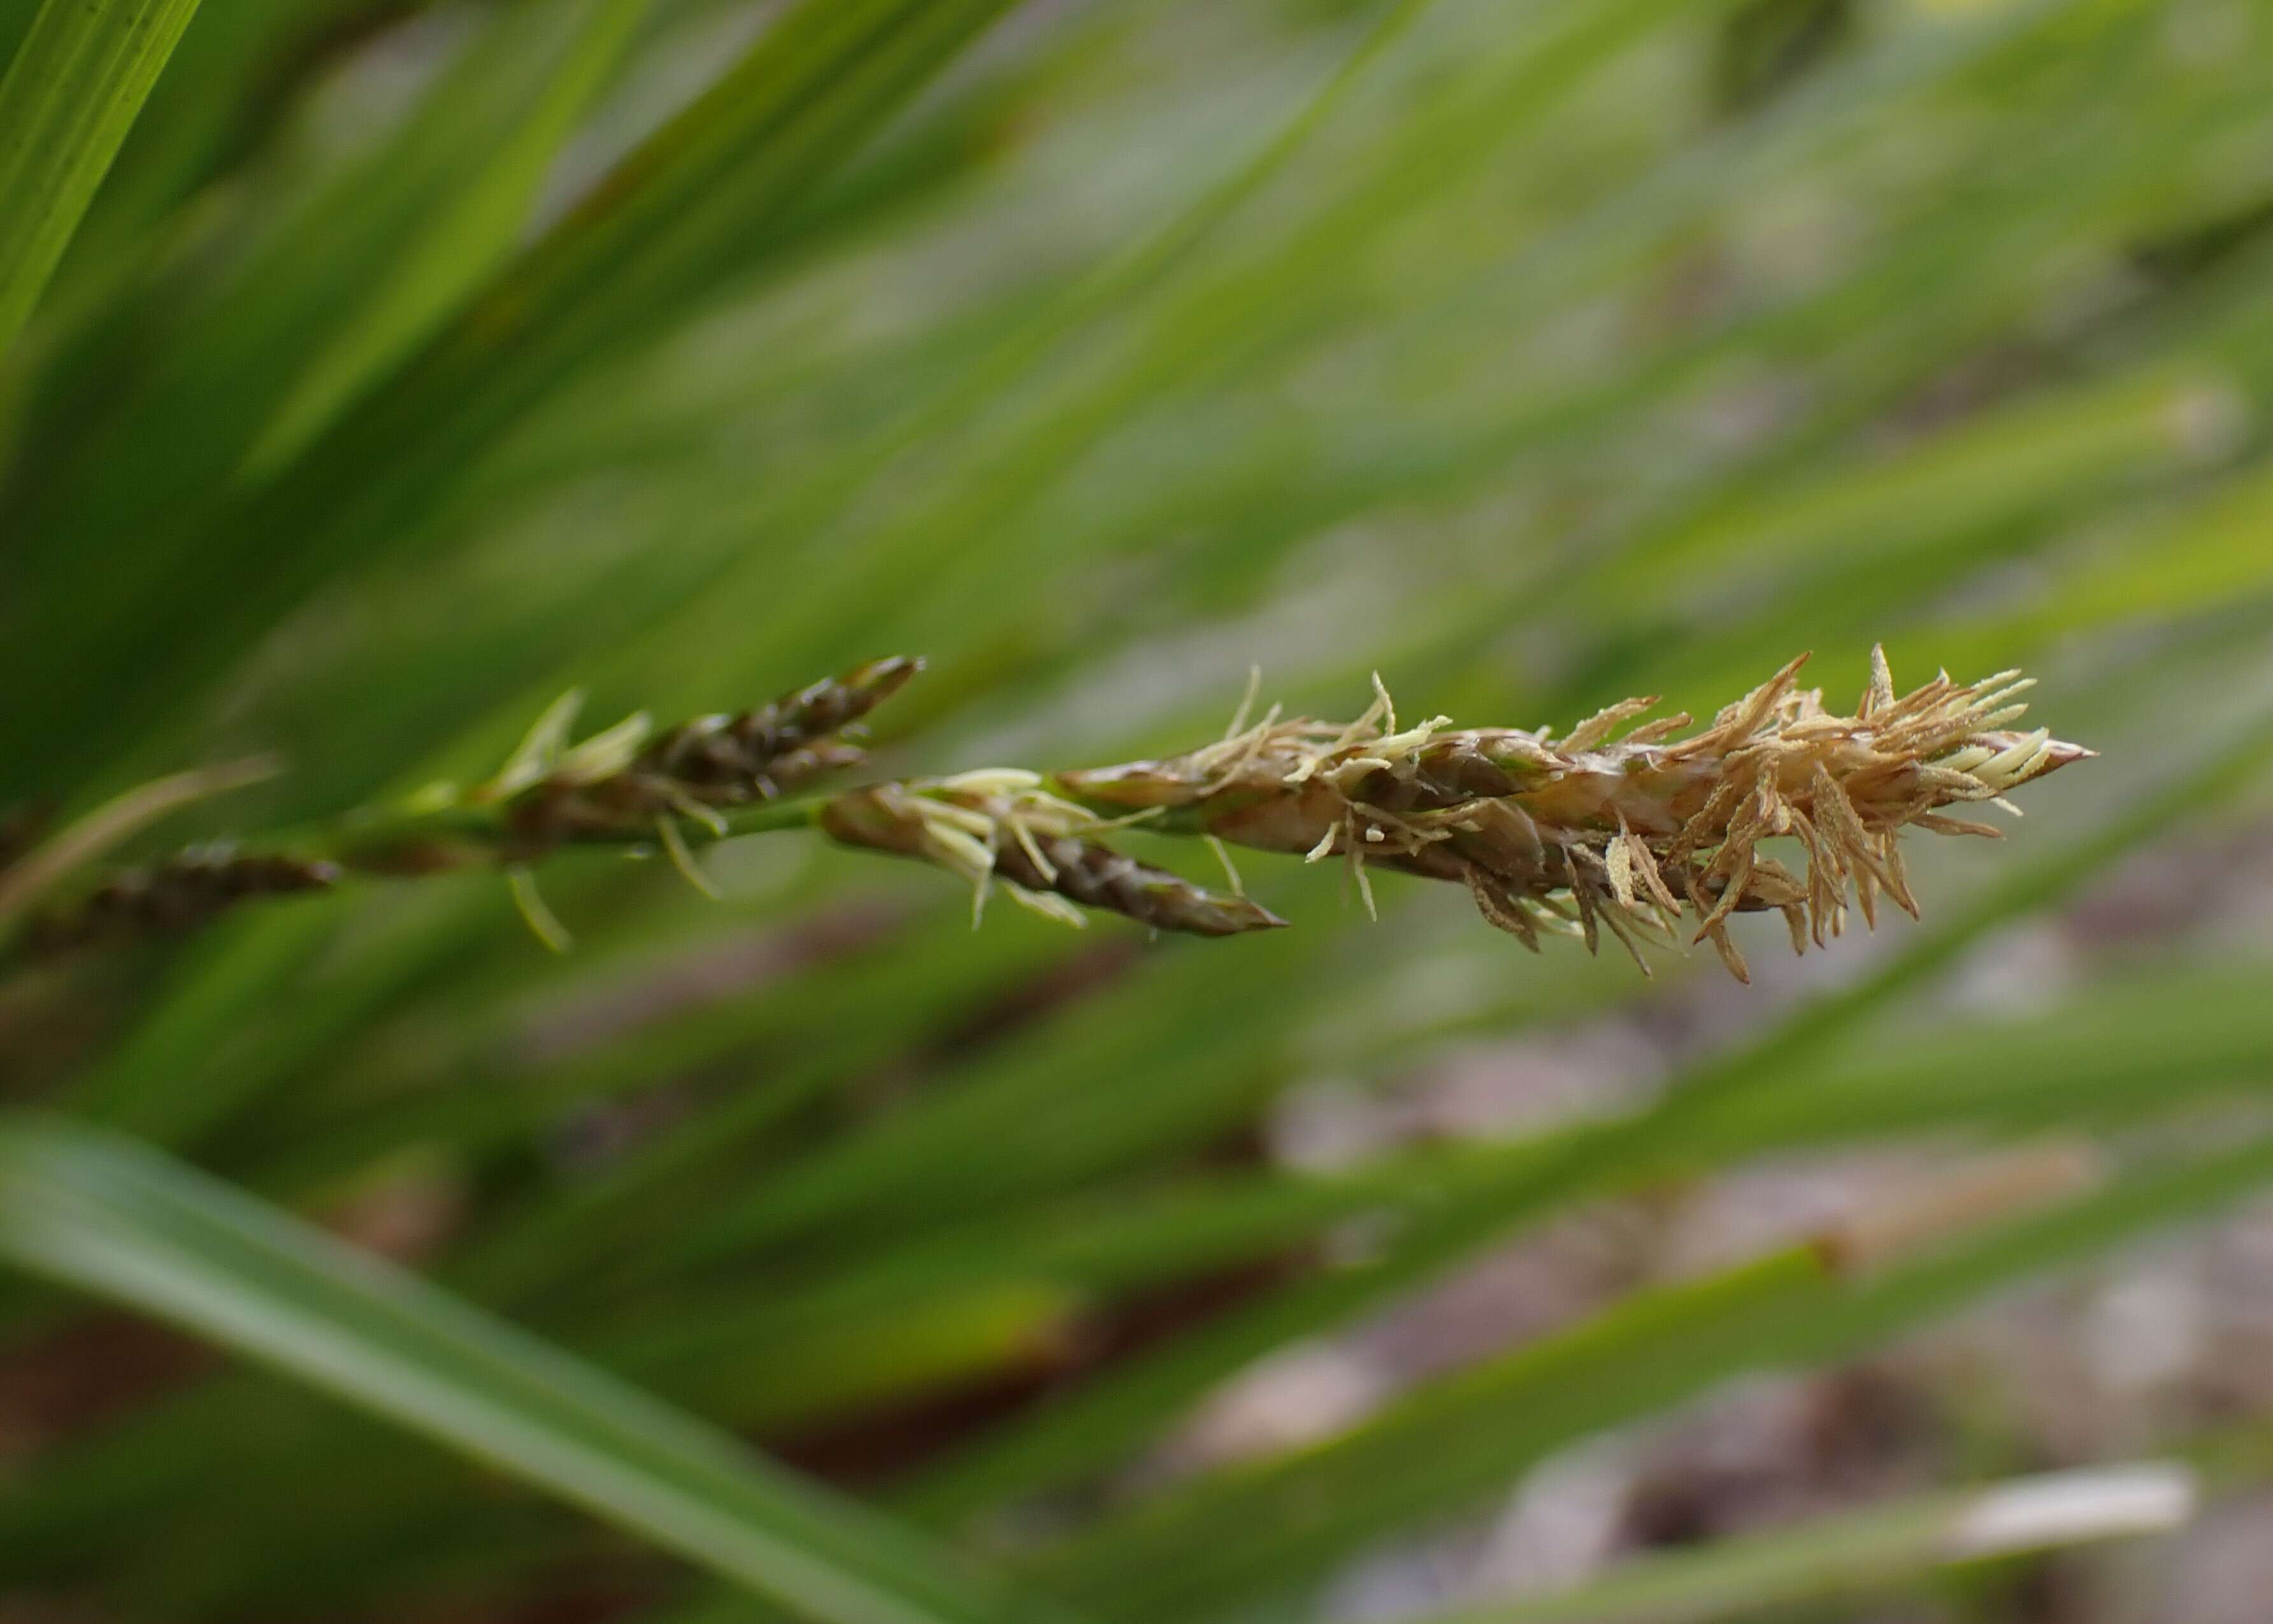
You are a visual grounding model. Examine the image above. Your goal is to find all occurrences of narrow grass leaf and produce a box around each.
[1406,1463,2196,1624]
[0,0,203,356]
[0,1114,1080,1624]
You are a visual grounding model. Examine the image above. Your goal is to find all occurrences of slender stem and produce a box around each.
[707,798,828,840]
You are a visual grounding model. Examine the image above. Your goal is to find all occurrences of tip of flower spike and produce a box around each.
[1961,729,2095,794]
[846,654,924,703]
[1228,898,1291,933]
[2018,735,2097,783]
[1127,887,1287,937]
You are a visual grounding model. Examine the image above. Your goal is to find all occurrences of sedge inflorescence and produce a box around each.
[25,845,342,952]
[13,660,918,953]
[474,656,920,858]
[457,656,921,945]
[1047,647,2090,980]
[818,771,1285,938]
[6,646,2090,976]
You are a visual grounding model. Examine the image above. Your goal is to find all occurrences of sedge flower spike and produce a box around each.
[25,845,341,952]
[819,771,1287,938]
[8,647,2088,973]
[1051,647,2091,981]
[478,654,921,853]
[8,658,919,954]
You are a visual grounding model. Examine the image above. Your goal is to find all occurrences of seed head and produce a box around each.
[818,772,1285,937]
[30,845,340,950]
[485,656,919,854]
[641,655,921,805]
[1057,648,2091,981]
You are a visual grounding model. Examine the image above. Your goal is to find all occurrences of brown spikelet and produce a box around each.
[817,775,1282,938]
[993,833,1286,937]
[643,656,921,805]
[31,847,340,949]
[497,657,919,852]
[1056,644,2091,980]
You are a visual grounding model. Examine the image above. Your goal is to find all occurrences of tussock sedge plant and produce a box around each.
[1,648,2088,979]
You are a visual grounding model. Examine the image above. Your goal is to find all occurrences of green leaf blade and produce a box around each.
[0,0,203,356]
[0,1114,1075,1624]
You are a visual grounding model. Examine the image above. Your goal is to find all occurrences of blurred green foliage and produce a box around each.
[4,0,2273,1621]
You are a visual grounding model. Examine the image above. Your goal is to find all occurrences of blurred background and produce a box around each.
[5,0,2273,1620]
